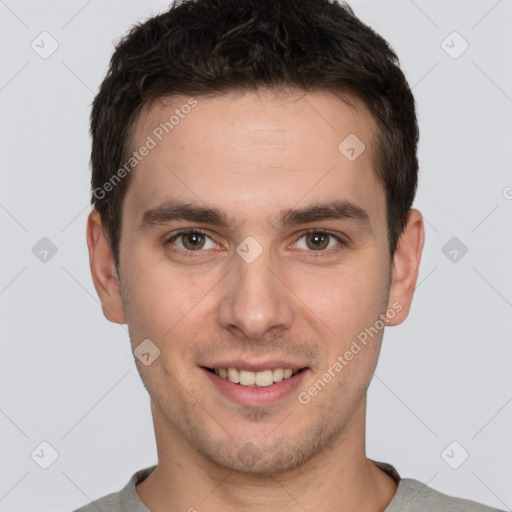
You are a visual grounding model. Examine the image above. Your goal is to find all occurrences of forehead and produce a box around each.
[122,88,384,231]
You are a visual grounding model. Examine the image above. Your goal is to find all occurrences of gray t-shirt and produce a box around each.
[73,460,505,511]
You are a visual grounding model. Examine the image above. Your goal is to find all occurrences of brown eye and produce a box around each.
[294,230,345,256]
[306,233,329,251]
[181,232,206,250]
[167,230,216,252]
[305,232,330,250]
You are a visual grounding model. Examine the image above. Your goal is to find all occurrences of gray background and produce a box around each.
[1,0,511,510]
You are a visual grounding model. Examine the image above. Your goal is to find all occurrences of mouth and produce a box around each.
[202,366,305,388]
[202,364,309,406]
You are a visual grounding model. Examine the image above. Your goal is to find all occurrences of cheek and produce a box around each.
[302,265,389,395]
[292,261,389,333]
[121,254,220,343]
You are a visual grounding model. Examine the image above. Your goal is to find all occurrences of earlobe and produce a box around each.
[386,209,425,326]
[86,210,127,324]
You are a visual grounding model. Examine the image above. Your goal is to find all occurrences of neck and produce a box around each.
[136,398,398,512]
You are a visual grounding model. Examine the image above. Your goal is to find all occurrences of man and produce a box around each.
[76,0,503,510]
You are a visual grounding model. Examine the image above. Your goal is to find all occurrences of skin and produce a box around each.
[87,88,424,511]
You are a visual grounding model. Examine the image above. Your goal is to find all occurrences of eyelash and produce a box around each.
[165,228,346,258]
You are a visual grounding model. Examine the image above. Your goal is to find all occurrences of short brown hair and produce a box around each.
[90,0,419,270]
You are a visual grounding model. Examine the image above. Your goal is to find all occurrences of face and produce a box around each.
[88,88,423,475]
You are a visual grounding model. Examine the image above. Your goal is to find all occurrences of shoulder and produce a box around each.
[391,478,505,512]
[72,492,122,512]
[71,465,156,512]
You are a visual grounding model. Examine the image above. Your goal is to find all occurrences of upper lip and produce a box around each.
[202,359,309,372]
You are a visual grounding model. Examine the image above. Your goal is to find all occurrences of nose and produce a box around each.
[217,244,294,341]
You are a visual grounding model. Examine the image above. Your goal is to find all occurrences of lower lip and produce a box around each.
[201,367,309,406]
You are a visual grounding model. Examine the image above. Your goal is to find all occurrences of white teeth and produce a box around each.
[227,367,240,383]
[213,367,300,387]
[273,368,284,382]
[239,370,255,386]
[255,369,274,387]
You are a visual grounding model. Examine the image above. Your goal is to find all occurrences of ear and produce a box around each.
[386,209,425,326]
[86,209,126,324]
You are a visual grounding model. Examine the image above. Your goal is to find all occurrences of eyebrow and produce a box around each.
[138,199,370,231]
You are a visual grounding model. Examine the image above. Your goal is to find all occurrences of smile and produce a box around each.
[202,366,309,406]
[207,367,301,387]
